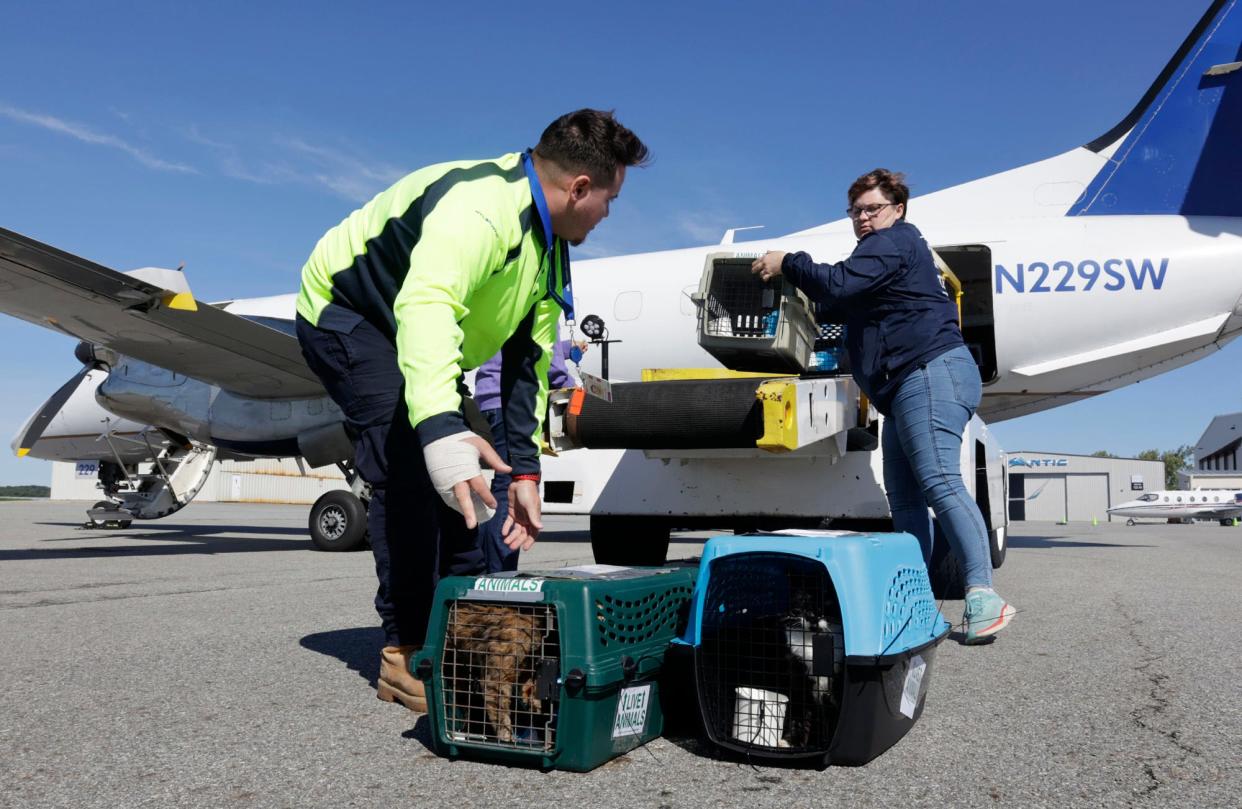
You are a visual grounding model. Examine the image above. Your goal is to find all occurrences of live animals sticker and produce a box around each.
[899,654,927,718]
[612,683,652,738]
[470,577,544,593]
[579,371,614,402]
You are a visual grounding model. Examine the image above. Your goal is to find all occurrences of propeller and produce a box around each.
[15,342,109,457]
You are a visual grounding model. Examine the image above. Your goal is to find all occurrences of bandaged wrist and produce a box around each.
[423,431,495,522]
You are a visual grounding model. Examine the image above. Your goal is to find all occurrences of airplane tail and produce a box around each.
[1070,0,1242,216]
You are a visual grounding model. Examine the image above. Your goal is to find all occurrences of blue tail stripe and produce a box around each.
[1069,1,1242,217]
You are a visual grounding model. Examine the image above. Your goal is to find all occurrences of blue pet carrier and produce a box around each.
[673,531,950,766]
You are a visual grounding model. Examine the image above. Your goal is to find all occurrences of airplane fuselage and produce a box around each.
[18,212,1242,464]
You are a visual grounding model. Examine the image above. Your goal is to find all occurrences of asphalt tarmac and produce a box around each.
[1,501,1238,808]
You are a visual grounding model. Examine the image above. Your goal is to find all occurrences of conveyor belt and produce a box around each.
[566,378,773,449]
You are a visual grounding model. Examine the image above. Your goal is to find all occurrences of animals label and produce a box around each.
[611,683,652,738]
[470,577,544,593]
[899,654,927,719]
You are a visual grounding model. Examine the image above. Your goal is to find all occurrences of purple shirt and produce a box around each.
[474,338,574,412]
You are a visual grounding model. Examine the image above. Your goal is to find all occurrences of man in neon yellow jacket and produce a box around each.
[295,110,648,711]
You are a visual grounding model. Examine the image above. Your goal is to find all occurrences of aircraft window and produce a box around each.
[1176,496,1182,502]
[1215,496,1221,502]
[1138,493,1158,502]
[680,285,698,316]
[614,291,643,322]
[1162,496,1169,502]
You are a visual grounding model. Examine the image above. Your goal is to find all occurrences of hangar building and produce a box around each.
[1007,451,1165,523]
[1179,411,1242,489]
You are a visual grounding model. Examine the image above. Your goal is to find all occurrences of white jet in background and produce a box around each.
[1108,489,1242,526]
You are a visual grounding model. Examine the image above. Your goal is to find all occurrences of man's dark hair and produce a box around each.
[848,168,910,219]
[534,109,650,186]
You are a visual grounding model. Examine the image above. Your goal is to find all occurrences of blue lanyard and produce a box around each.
[523,151,575,327]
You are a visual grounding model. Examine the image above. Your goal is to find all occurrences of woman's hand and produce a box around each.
[751,251,787,282]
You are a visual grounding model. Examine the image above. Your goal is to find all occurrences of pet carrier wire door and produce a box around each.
[413,564,697,772]
[694,254,817,373]
[679,532,950,767]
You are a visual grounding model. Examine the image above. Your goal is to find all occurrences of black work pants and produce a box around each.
[295,314,485,648]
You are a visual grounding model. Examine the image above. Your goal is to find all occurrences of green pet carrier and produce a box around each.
[412,564,697,771]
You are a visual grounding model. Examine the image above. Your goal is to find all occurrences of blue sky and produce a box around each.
[0,1,1234,485]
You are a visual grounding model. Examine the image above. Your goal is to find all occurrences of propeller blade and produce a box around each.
[15,365,93,457]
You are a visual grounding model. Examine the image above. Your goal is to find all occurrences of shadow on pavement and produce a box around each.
[302,627,437,751]
[0,527,317,560]
[35,522,308,536]
[300,626,384,688]
[1008,535,1154,550]
[0,539,316,561]
[525,528,591,544]
[400,716,436,751]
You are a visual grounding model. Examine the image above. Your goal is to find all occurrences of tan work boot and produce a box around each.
[377,645,427,713]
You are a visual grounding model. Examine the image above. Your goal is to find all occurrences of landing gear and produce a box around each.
[1126,518,1136,526]
[308,490,369,552]
[87,500,132,529]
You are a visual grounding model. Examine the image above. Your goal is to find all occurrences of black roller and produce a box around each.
[567,378,769,449]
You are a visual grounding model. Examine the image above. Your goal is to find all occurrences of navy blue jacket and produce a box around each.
[781,220,964,415]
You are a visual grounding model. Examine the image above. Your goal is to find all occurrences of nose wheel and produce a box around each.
[308,490,368,551]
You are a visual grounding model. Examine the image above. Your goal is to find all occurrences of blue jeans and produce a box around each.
[882,345,992,589]
[478,408,519,573]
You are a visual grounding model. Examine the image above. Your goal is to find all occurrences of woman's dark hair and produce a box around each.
[534,109,650,186]
[848,168,909,218]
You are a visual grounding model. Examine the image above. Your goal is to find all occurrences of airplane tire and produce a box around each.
[989,525,1007,569]
[90,500,132,529]
[1126,518,1136,526]
[590,515,671,566]
[309,491,368,552]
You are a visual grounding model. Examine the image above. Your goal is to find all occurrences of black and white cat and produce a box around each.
[780,591,843,748]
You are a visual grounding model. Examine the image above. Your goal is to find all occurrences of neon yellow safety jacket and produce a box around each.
[295,152,567,475]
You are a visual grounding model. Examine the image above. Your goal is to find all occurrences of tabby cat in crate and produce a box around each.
[446,602,549,743]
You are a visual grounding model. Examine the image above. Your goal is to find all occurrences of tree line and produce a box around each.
[0,485,51,498]
[1090,446,1195,489]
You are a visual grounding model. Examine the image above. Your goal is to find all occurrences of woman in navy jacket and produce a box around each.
[752,169,1014,644]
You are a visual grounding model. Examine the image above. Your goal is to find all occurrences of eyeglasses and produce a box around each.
[846,202,895,219]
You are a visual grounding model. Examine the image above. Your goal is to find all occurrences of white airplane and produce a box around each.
[1108,489,1242,526]
[4,0,1241,552]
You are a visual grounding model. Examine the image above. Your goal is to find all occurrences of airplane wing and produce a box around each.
[0,227,324,399]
